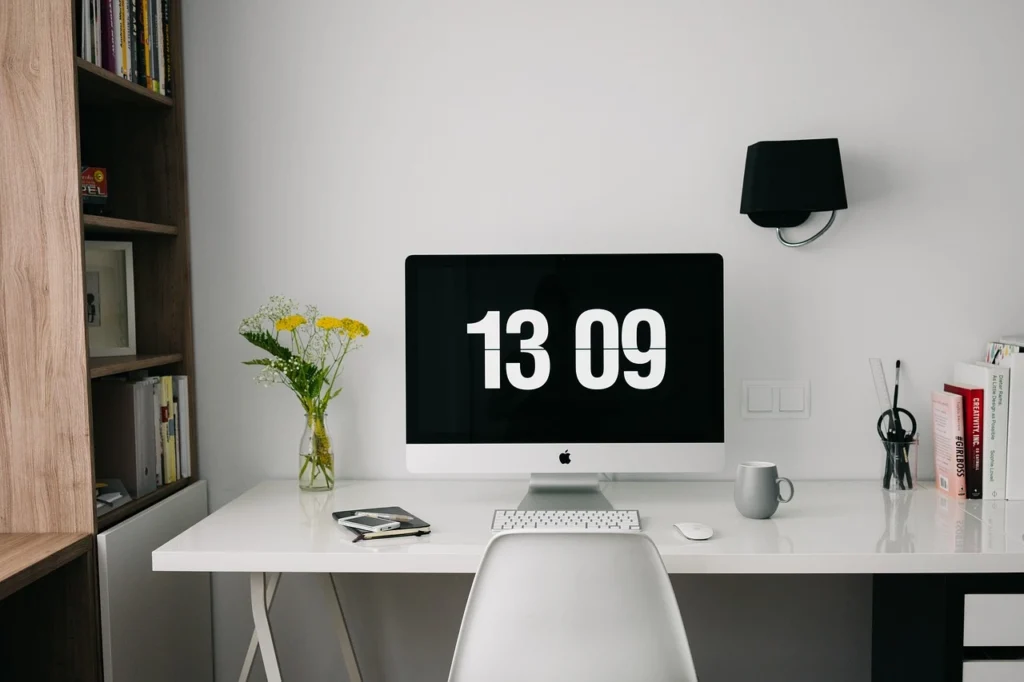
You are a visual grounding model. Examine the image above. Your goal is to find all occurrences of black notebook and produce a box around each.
[332,506,431,542]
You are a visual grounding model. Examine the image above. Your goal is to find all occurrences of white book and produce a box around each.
[113,0,123,77]
[80,0,89,61]
[954,362,1010,500]
[991,338,1024,500]
[93,0,101,64]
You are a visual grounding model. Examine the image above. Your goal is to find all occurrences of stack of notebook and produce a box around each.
[332,507,431,542]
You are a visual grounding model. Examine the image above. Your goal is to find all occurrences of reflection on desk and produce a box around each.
[153,480,1024,575]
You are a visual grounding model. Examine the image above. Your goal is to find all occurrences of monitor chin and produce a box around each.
[405,443,725,475]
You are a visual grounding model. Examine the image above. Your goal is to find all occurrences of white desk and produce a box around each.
[152,480,1024,682]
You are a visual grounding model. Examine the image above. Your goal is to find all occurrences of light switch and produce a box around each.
[742,380,810,419]
[747,385,774,413]
[779,386,805,412]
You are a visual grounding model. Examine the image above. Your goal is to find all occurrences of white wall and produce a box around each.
[182,1,1024,680]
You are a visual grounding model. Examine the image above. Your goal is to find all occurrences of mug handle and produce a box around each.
[776,477,794,503]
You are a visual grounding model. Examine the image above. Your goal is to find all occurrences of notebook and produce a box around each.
[332,506,431,542]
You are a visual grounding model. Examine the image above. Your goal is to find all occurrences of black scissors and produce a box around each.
[877,361,916,490]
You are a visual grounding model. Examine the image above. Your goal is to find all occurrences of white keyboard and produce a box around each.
[491,509,642,532]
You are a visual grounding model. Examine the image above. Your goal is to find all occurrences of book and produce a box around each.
[102,0,115,71]
[954,362,1010,500]
[331,507,431,542]
[155,0,165,95]
[129,0,138,84]
[91,380,157,498]
[161,375,177,482]
[150,0,160,93]
[95,478,132,516]
[142,377,163,487]
[162,0,171,96]
[944,382,984,499]
[932,391,966,498]
[174,376,190,478]
[988,339,1024,499]
[118,0,127,78]
[141,0,151,90]
[173,398,181,480]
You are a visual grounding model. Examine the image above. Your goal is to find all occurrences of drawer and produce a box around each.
[964,594,1024,646]
[963,661,1024,682]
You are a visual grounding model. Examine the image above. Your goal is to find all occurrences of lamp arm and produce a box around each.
[776,210,837,248]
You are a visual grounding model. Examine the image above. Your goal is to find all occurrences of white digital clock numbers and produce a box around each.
[466,308,666,390]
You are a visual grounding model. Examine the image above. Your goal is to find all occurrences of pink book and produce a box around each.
[933,391,967,498]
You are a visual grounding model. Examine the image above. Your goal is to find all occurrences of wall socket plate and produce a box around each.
[741,380,811,419]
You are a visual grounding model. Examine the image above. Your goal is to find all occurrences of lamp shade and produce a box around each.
[740,138,847,228]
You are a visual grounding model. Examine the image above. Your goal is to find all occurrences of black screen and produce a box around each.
[405,254,724,445]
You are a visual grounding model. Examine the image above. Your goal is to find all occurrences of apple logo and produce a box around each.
[559,450,571,464]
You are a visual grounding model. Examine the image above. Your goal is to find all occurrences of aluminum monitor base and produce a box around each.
[516,474,614,511]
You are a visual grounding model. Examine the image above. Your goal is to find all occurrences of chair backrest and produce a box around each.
[448,531,699,682]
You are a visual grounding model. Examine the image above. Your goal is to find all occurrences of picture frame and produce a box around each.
[84,240,136,357]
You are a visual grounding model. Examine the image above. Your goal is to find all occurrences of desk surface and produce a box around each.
[152,480,1024,574]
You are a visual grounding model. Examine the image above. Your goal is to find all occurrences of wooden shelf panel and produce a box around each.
[76,58,173,108]
[0,534,91,601]
[89,353,183,379]
[83,215,177,237]
[97,479,191,531]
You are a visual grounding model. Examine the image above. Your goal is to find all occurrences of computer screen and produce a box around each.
[405,254,724,460]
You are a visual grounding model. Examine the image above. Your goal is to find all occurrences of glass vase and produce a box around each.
[299,412,334,491]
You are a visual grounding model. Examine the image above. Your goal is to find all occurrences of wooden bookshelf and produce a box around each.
[76,57,173,108]
[1,3,102,678]
[96,479,191,532]
[2,1,198,676]
[0,534,91,601]
[89,353,184,379]
[83,214,178,236]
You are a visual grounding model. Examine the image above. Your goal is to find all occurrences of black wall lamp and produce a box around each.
[740,138,848,248]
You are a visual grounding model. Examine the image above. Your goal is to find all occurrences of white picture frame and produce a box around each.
[84,240,136,357]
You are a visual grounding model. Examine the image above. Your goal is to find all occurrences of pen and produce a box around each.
[352,512,414,522]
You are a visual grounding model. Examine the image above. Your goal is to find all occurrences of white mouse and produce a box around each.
[674,522,714,541]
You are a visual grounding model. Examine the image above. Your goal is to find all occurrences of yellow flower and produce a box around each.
[340,318,370,338]
[275,314,306,332]
[316,316,344,331]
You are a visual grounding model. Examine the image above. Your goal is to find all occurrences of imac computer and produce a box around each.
[405,254,724,514]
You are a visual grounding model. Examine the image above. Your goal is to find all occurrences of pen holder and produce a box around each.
[880,436,918,491]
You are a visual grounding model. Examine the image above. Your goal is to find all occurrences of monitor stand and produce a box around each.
[516,474,614,511]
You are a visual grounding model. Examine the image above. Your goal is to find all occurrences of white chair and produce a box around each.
[448,531,699,682]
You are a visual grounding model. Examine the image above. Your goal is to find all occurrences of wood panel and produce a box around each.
[89,353,184,379]
[0,544,101,682]
[76,56,173,107]
[166,0,200,479]
[0,533,91,601]
[83,214,178,236]
[0,0,95,533]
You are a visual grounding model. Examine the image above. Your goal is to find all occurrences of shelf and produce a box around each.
[97,479,191,532]
[75,57,173,108]
[0,534,91,601]
[84,215,178,237]
[89,353,183,379]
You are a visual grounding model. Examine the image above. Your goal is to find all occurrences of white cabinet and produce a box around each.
[98,481,213,682]
[963,661,1024,682]
[963,594,1024,647]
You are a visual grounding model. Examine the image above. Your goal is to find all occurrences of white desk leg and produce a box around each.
[239,572,281,682]
[323,574,363,682]
[250,572,283,682]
